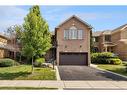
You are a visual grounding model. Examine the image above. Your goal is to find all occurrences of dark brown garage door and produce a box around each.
[59,52,88,65]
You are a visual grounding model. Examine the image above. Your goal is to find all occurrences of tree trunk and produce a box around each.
[19,53,21,63]
[53,60,55,70]
[31,56,34,74]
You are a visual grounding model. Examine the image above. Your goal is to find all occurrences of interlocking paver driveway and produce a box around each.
[58,66,127,81]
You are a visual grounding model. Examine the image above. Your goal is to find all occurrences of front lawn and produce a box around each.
[97,64,127,76]
[0,65,56,80]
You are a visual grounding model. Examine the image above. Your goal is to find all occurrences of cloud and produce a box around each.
[0,6,28,33]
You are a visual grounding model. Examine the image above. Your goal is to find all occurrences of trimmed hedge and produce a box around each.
[91,52,122,65]
[0,58,19,67]
[34,58,45,67]
[109,58,122,65]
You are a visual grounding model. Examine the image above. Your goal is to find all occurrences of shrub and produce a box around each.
[109,58,122,65]
[91,52,113,63]
[99,52,113,58]
[0,58,19,67]
[34,58,45,67]
[123,61,127,65]
[91,52,121,64]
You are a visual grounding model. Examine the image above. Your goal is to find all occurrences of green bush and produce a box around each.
[91,52,121,64]
[0,58,19,67]
[34,58,45,67]
[91,52,113,63]
[123,61,127,65]
[109,58,122,65]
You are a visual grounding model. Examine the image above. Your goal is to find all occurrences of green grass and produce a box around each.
[97,64,127,76]
[0,87,57,90]
[0,65,56,80]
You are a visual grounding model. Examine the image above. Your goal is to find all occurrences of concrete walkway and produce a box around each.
[0,80,127,89]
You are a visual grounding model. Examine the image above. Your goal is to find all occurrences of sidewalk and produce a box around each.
[0,80,127,89]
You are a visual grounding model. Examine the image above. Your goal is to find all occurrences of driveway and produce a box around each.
[58,66,127,81]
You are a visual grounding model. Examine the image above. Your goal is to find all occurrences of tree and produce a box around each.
[4,25,23,39]
[4,25,23,60]
[21,5,52,73]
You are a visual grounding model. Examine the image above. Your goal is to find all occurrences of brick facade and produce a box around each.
[0,35,8,58]
[55,16,92,65]
[93,24,127,61]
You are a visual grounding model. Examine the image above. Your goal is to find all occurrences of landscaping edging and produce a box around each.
[91,64,127,79]
[55,66,61,81]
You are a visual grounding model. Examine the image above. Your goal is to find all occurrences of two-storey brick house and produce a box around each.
[93,24,127,61]
[0,34,8,58]
[0,33,20,59]
[93,30,115,52]
[55,15,92,65]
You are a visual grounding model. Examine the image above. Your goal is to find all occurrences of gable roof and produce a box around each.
[112,24,127,34]
[93,30,112,37]
[0,33,9,40]
[92,31,102,36]
[56,15,93,29]
[102,30,112,35]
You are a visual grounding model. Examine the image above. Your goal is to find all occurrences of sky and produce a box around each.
[0,6,127,33]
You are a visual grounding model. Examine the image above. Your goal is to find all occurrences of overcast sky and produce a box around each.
[0,6,127,33]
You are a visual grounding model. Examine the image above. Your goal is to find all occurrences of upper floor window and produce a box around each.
[64,29,69,39]
[78,30,83,39]
[64,26,83,40]
[105,35,111,42]
[93,37,99,42]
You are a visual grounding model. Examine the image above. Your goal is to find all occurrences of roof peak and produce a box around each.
[56,15,93,29]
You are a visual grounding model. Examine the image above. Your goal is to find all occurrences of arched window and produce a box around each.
[69,26,77,30]
[64,26,83,40]
[69,26,77,39]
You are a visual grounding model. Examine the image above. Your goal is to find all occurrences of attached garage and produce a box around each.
[59,52,88,65]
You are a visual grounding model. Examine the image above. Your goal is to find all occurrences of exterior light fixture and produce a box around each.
[65,45,67,48]
[80,45,82,48]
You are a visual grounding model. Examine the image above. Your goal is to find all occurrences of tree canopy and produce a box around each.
[21,5,52,70]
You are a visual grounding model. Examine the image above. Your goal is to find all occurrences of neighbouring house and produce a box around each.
[2,15,127,63]
[93,24,127,61]
[55,15,92,65]
[0,33,20,59]
[0,34,8,58]
[92,30,114,52]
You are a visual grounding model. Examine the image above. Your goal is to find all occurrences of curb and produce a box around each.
[90,64,97,68]
[55,66,61,81]
[93,65,127,79]
[55,66,63,90]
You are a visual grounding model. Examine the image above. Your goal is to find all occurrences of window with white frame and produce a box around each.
[69,26,77,39]
[64,26,83,40]
[78,30,83,39]
[64,29,69,39]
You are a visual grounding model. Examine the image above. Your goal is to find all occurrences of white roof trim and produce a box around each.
[121,25,127,30]
[112,24,127,34]
[56,15,93,29]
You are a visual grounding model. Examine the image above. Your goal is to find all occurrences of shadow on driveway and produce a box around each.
[58,66,127,81]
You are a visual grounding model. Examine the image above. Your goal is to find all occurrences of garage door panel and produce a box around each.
[59,52,88,65]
